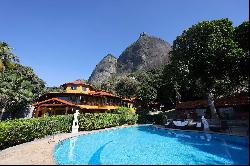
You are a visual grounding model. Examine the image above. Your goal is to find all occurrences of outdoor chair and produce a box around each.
[195,121,204,131]
[164,119,174,128]
[173,120,189,130]
[186,119,196,129]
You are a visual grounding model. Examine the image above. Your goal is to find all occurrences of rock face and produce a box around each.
[88,54,117,85]
[117,32,172,73]
[88,33,172,85]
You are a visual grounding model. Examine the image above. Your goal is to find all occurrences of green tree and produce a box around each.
[114,76,139,98]
[130,70,161,104]
[234,21,249,90]
[234,21,249,52]
[0,64,45,120]
[0,42,19,71]
[136,83,157,104]
[169,18,246,121]
[43,86,65,93]
[99,74,120,94]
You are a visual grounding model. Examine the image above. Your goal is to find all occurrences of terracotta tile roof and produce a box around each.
[176,94,249,110]
[32,98,77,107]
[176,99,208,109]
[92,89,118,97]
[215,95,249,107]
[61,79,93,87]
[122,98,134,102]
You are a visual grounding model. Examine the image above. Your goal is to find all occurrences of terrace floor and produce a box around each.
[154,125,249,137]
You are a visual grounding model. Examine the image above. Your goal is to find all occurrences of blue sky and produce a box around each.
[0,0,249,87]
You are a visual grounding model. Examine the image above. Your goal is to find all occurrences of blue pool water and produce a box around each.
[54,125,249,165]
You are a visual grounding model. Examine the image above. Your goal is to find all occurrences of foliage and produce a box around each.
[136,84,157,103]
[234,21,249,52]
[0,115,73,150]
[99,74,120,94]
[78,113,138,131]
[0,63,46,119]
[112,107,133,114]
[164,18,248,101]
[114,76,140,98]
[0,42,19,71]
[234,21,249,91]
[137,113,165,125]
[130,69,163,104]
[43,86,65,93]
[0,113,138,150]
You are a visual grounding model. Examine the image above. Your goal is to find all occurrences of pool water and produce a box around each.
[54,125,249,165]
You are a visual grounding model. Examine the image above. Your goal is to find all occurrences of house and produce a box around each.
[32,80,134,117]
[175,93,249,120]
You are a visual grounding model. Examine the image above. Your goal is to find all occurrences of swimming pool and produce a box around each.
[54,125,249,165]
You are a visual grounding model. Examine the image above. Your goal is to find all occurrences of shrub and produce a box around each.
[0,113,138,150]
[112,107,133,114]
[78,113,138,131]
[0,115,73,150]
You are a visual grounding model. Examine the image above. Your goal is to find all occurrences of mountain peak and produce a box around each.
[88,34,172,85]
[88,54,117,85]
[104,53,116,59]
[139,32,149,38]
[117,34,172,73]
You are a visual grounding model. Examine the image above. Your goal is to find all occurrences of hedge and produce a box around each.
[0,113,138,150]
[0,115,73,150]
[78,113,138,131]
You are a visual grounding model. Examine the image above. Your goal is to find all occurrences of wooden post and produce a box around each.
[34,106,40,118]
[66,106,68,115]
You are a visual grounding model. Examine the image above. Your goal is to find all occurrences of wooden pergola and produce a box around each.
[32,98,80,117]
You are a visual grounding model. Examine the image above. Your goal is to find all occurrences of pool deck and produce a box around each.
[0,124,138,165]
[154,125,249,137]
[0,124,248,165]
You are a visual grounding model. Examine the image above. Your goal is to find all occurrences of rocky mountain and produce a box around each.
[88,33,172,85]
[88,54,117,85]
[117,32,172,73]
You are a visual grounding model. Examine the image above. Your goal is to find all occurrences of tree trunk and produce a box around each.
[207,91,220,124]
[175,87,181,105]
[0,107,5,120]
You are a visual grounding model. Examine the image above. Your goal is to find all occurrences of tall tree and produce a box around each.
[114,76,139,98]
[234,21,249,91]
[0,64,45,119]
[169,18,246,121]
[234,21,249,52]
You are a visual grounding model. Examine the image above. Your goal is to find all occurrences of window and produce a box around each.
[82,86,87,91]
[71,85,77,90]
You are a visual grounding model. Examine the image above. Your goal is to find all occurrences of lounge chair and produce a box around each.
[173,120,189,129]
[196,121,204,131]
[164,119,173,128]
